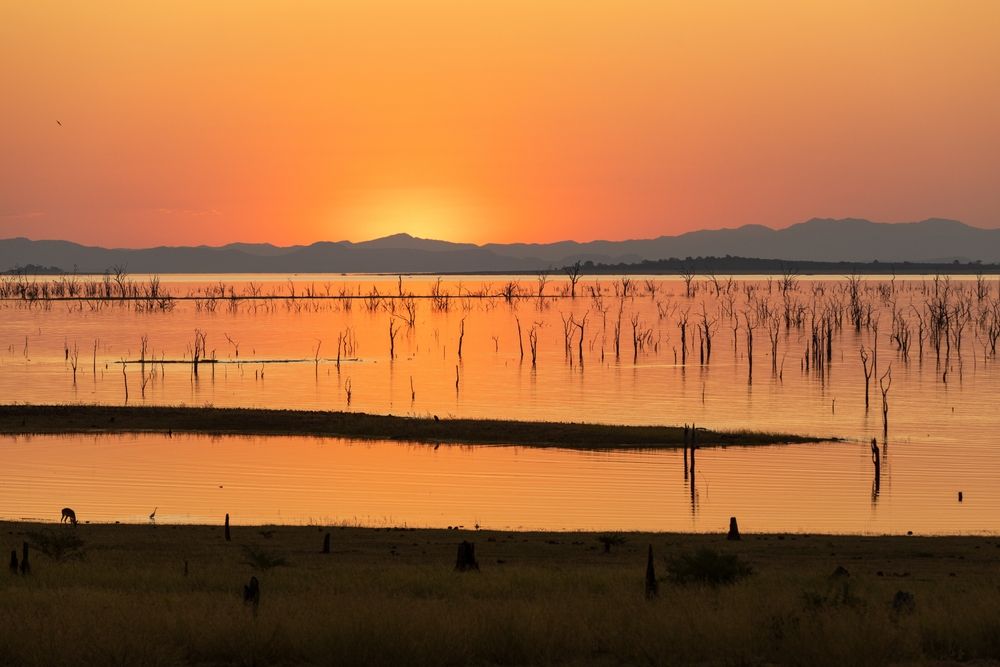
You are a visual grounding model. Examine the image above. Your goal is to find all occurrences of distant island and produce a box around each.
[535,256,1000,277]
[3,218,999,274]
[1,264,65,275]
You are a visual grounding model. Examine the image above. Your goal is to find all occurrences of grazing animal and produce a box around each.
[60,507,78,526]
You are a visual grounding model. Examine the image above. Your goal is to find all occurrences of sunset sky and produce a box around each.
[2,1,998,247]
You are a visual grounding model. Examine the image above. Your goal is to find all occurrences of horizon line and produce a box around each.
[0,216,974,251]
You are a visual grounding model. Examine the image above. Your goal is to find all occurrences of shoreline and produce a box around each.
[0,403,832,449]
[3,518,994,537]
[2,518,996,538]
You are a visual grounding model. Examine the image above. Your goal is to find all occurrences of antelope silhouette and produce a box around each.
[60,507,78,526]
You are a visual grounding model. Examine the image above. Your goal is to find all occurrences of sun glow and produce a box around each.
[338,188,487,243]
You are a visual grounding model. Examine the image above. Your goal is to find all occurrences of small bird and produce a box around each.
[149,507,157,522]
[56,120,62,126]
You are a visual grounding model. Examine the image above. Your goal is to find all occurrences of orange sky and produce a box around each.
[2,1,999,247]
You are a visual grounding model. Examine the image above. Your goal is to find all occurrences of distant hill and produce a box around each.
[1,218,998,274]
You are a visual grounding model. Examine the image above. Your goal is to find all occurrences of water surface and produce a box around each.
[1,274,997,532]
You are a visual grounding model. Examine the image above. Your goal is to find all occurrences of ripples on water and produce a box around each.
[0,274,997,532]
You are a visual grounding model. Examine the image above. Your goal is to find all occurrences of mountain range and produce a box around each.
[2,218,998,274]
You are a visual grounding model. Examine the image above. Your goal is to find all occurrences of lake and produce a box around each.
[1,273,997,532]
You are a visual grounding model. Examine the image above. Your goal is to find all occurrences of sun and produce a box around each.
[341,188,483,242]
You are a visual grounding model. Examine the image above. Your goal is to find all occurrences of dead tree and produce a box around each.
[768,317,780,374]
[225,513,231,541]
[528,325,539,367]
[744,310,759,383]
[631,313,642,364]
[679,266,695,298]
[574,312,588,365]
[515,316,524,361]
[700,305,716,364]
[565,261,583,298]
[880,366,892,438]
[536,271,549,299]
[613,301,624,360]
[560,312,575,358]
[860,347,874,410]
[388,319,398,360]
[677,309,690,365]
[69,342,80,384]
[192,329,207,377]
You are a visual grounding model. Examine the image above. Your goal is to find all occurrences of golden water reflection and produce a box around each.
[2,433,995,534]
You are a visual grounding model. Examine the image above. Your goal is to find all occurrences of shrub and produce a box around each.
[666,548,752,585]
[25,530,86,562]
[241,545,288,571]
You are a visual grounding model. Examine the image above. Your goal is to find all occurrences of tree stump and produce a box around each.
[224,513,231,542]
[322,532,331,554]
[19,542,30,575]
[455,541,479,571]
[644,544,658,599]
[8,550,17,574]
[727,517,741,541]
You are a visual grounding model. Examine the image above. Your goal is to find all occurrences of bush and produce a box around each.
[25,530,86,562]
[666,548,752,585]
[242,545,288,571]
[597,534,627,553]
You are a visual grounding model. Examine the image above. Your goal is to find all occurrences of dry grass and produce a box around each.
[1,522,998,666]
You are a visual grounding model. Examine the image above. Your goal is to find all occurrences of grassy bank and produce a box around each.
[1,521,998,666]
[0,404,828,449]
